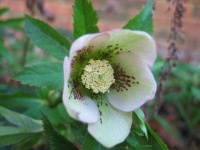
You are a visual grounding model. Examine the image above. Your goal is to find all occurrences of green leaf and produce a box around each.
[126,130,152,149]
[0,92,45,109]
[0,106,42,132]
[0,8,9,16]
[191,86,200,100]
[42,107,64,125]
[57,103,74,123]
[126,122,169,150]
[82,132,133,150]
[41,112,78,150]
[13,62,63,89]
[0,18,24,29]
[133,108,148,139]
[0,126,33,147]
[123,0,154,35]
[0,106,43,147]
[12,133,41,150]
[25,15,70,60]
[145,122,169,150]
[0,37,12,63]
[73,0,99,39]
[57,104,88,142]
[82,132,106,150]
[0,90,47,119]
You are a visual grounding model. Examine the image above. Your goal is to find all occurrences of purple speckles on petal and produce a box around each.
[111,63,140,92]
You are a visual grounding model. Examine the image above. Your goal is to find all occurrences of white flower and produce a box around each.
[63,29,157,148]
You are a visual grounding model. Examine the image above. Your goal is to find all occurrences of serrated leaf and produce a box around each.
[0,8,9,16]
[41,113,78,150]
[13,62,63,89]
[25,15,70,60]
[0,106,43,132]
[73,0,99,39]
[123,0,154,35]
[133,108,148,139]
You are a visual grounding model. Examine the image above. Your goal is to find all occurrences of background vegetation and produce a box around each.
[0,0,200,149]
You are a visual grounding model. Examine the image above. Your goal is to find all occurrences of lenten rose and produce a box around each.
[63,29,157,148]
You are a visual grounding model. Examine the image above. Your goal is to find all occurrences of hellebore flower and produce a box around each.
[63,29,156,148]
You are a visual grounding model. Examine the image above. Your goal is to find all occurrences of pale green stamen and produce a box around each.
[81,59,115,94]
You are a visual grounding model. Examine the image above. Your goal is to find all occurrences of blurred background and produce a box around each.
[0,0,199,63]
[0,0,200,150]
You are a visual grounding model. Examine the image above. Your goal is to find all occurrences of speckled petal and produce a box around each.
[108,52,156,112]
[106,29,156,67]
[69,34,95,62]
[62,57,99,123]
[88,97,132,148]
[69,33,110,62]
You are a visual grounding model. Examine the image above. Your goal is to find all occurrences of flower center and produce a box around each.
[81,59,115,94]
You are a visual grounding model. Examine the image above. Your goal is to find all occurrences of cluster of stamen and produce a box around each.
[81,59,115,94]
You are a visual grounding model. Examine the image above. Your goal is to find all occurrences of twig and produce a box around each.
[154,0,188,114]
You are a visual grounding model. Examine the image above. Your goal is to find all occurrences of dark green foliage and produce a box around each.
[0,38,11,63]
[151,58,200,148]
[13,62,63,89]
[0,106,43,147]
[0,8,9,16]
[126,122,169,150]
[123,0,154,35]
[133,109,148,139]
[82,133,106,150]
[0,18,24,29]
[82,132,131,150]
[41,113,78,150]
[25,15,70,60]
[2,0,197,149]
[0,7,24,29]
[73,0,99,39]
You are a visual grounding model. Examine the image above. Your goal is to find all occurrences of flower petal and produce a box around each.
[88,32,110,50]
[69,33,110,62]
[69,34,95,61]
[62,57,99,123]
[88,97,132,148]
[108,52,157,112]
[106,29,156,67]
[63,57,70,81]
